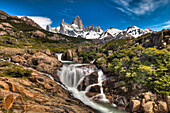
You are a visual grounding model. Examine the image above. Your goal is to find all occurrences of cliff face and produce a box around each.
[135,29,170,49]
[72,16,84,29]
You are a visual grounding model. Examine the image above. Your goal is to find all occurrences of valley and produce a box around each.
[0,10,169,113]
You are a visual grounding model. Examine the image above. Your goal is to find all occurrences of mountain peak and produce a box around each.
[146,27,152,32]
[61,19,65,24]
[127,26,140,30]
[72,16,84,29]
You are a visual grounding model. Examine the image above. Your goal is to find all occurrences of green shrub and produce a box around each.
[6,67,32,77]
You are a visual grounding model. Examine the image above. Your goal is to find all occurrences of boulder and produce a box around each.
[0,24,5,30]
[1,22,13,28]
[78,57,83,63]
[42,49,51,56]
[32,30,46,38]
[117,97,128,108]
[0,31,7,36]
[27,52,62,74]
[11,55,27,65]
[143,92,156,102]
[73,57,78,63]
[0,81,9,90]
[3,94,14,109]
[164,95,170,112]
[156,101,168,113]
[77,72,98,91]
[61,49,78,61]
[130,100,141,112]
[142,101,154,113]
[88,85,101,93]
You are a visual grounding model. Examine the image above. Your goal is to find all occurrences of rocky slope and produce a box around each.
[0,47,95,113]
[0,10,97,112]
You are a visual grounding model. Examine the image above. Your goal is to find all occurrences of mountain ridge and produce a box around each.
[46,16,153,41]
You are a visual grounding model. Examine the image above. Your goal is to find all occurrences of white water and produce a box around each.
[56,53,73,63]
[58,63,123,113]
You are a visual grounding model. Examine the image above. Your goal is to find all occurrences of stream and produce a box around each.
[0,54,125,113]
[57,53,125,113]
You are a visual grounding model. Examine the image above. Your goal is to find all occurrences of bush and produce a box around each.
[6,67,32,77]
[0,61,32,78]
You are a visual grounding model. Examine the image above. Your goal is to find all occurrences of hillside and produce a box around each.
[0,10,97,113]
[0,10,94,53]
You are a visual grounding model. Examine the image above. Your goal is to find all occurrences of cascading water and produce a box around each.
[56,53,73,63]
[57,53,125,113]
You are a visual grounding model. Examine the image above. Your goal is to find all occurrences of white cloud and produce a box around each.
[164,20,170,25]
[163,25,170,28]
[18,16,52,29]
[113,0,169,15]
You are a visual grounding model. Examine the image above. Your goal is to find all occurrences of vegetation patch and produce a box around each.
[0,61,32,78]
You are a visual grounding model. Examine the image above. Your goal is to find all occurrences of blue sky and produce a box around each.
[0,0,170,31]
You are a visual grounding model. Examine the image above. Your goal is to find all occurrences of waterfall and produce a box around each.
[56,53,73,63]
[59,64,97,88]
[58,63,125,113]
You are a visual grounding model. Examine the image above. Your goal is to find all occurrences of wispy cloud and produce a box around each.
[18,16,52,29]
[57,8,75,18]
[67,0,75,3]
[150,20,170,30]
[112,0,169,15]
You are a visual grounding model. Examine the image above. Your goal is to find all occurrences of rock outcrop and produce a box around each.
[20,16,42,29]
[61,49,78,61]
[135,29,170,49]
[78,72,98,91]
[0,62,95,113]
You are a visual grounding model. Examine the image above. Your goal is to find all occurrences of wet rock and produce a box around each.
[89,85,101,93]
[77,72,98,91]
[61,49,78,61]
[85,92,100,98]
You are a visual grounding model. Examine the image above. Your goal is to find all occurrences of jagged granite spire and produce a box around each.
[72,16,84,29]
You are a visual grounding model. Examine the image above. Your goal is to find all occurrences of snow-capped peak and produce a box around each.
[99,27,122,39]
[125,26,152,38]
